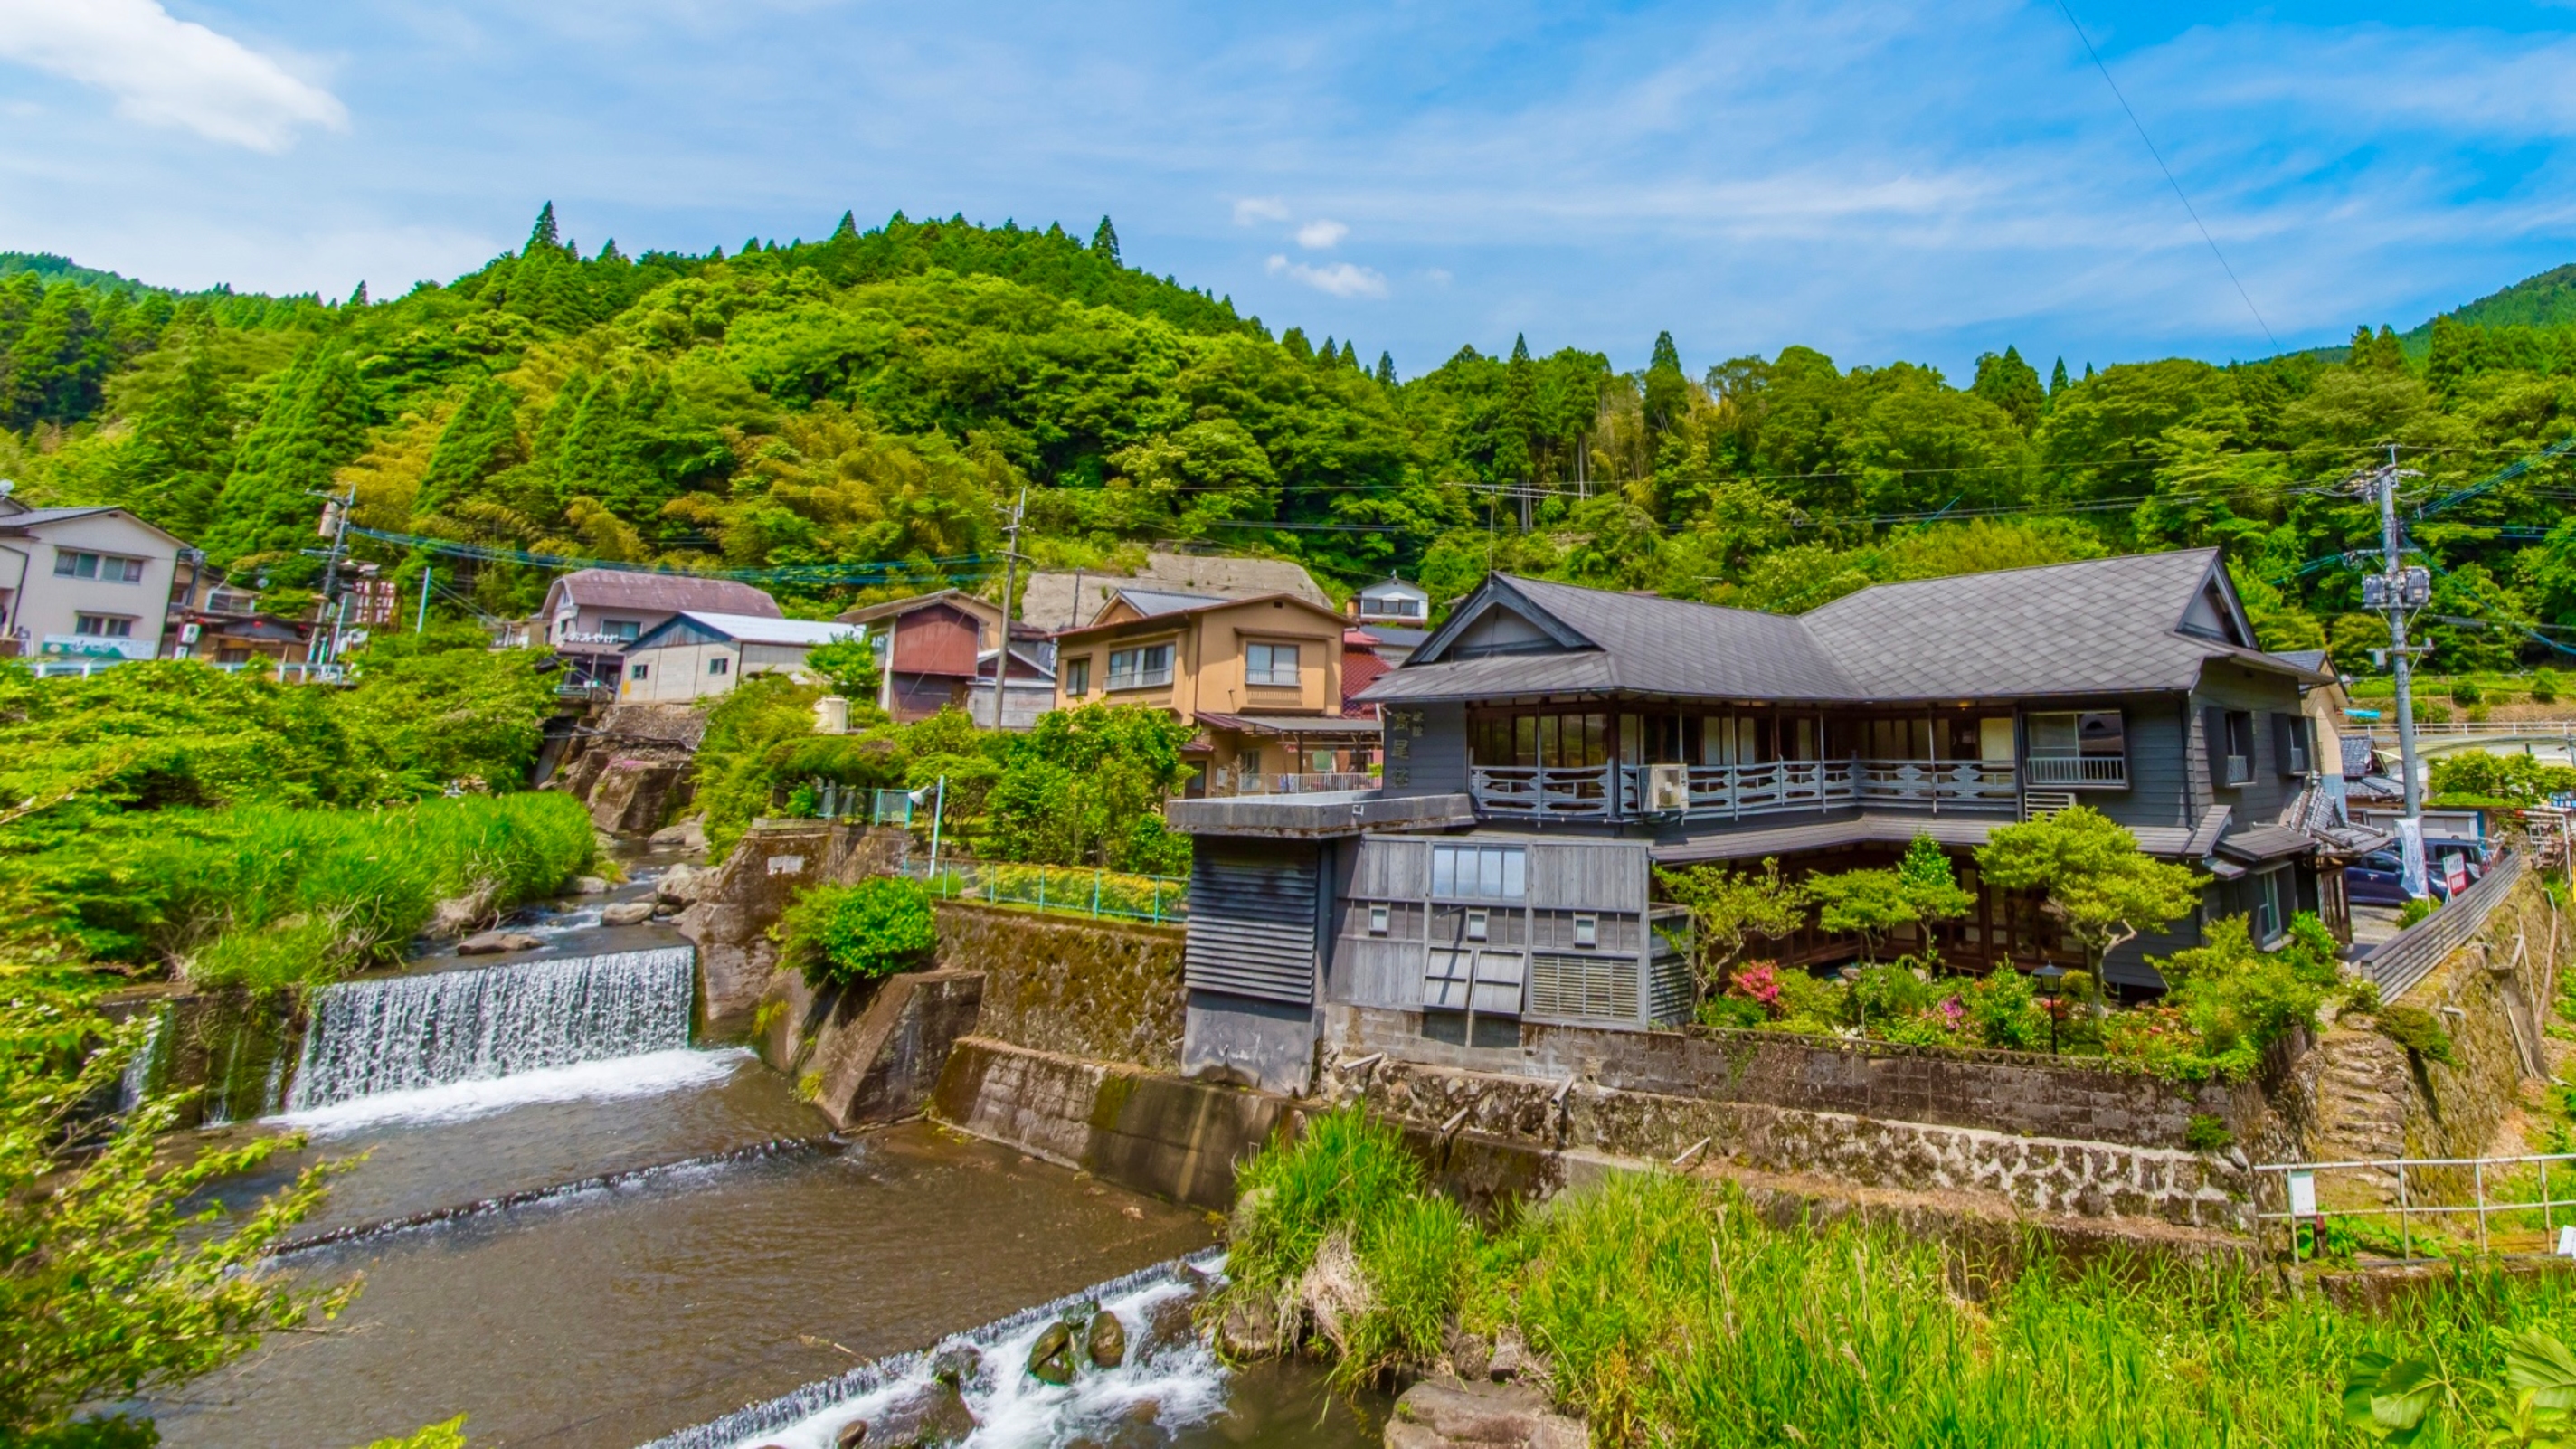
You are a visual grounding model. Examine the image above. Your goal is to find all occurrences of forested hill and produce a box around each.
[7,204,2576,673]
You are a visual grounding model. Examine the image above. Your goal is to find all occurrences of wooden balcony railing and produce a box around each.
[1468,759,2022,824]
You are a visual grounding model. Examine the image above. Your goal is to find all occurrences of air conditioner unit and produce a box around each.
[1647,762,1690,812]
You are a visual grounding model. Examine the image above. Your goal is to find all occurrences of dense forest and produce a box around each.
[8,205,2576,672]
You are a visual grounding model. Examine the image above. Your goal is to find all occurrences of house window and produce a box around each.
[1245,641,1300,687]
[1238,749,1263,779]
[1464,909,1490,942]
[2222,711,2255,786]
[1363,596,1424,619]
[2026,711,2126,785]
[1063,657,1090,696]
[630,663,649,680]
[53,551,146,583]
[603,619,641,642]
[2276,712,2312,775]
[1368,903,1390,935]
[1106,643,1173,689]
[74,614,135,638]
[2255,868,2287,944]
[1431,843,1527,901]
[708,657,729,676]
[1573,914,1599,949]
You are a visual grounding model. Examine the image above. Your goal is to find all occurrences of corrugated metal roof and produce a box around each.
[1362,550,2325,706]
[545,569,781,618]
[632,611,857,649]
[1114,587,1230,617]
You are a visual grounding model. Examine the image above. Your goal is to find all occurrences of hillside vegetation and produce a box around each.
[8,209,2576,671]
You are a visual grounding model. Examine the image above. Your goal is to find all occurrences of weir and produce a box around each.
[287,946,696,1111]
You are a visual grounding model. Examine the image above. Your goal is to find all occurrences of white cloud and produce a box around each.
[1294,217,1348,249]
[1266,252,1388,299]
[0,0,345,152]
[1232,194,1290,225]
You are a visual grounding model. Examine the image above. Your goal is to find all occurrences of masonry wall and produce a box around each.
[936,902,1187,1072]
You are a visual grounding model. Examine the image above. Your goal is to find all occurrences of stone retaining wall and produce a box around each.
[1340,1054,2250,1229]
[935,903,1186,1071]
[1330,1004,2249,1152]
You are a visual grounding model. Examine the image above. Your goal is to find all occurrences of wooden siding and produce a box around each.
[891,603,981,677]
[1184,840,1320,1005]
[2191,660,2307,829]
[2091,697,2192,833]
[1381,701,1470,797]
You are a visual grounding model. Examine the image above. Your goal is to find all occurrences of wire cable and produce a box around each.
[2054,2,2278,350]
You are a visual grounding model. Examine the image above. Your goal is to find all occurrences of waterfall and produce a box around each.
[287,947,696,1112]
[118,1006,169,1112]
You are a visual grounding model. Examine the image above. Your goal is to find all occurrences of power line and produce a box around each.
[2053,1,2278,351]
[346,526,1000,583]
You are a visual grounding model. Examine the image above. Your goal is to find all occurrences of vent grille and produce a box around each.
[1529,952,1638,1023]
[2023,790,2077,819]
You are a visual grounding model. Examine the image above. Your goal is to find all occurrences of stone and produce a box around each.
[649,818,708,849]
[656,863,711,905]
[1385,1377,1586,1449]
[424,885,497,939]
[1213,1290,1284,1361]
[1028,1321,1078,1385]
[456,930,543,955]
[929,1344,980,1389]
[1087,1308,1129,1368]
[846,1381,978,1449]
[1485,1328,1530,1382]
[1140,1289,1201,1358]
[572,876,611,895]
[1444,1327,1492,1382]
[601,901,658,926]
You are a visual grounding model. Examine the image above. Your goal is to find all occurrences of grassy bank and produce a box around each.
[1226,1109,2576,1447]
[97,792,597,990]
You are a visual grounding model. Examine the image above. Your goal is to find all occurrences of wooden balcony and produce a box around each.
[1467,759,2022,824]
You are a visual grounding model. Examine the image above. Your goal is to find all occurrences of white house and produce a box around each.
[0,496,190,663]
[1351,573,1433,666]
[619,611,862,702]
[536,570,781,688]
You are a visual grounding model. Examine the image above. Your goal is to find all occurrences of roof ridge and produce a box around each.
[1804,546,2221,615]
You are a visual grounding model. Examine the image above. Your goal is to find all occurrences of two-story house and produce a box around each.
[537,570,782,689]
[1350,573,1432,665]
[1160,549,2353,1092]
[1050,587,1375,795]
[0,498,189,662]
[835,588,1056,727]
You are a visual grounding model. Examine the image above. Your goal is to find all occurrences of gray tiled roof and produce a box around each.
[1115,587,1230,617]
[545,568,781,618]
[1361,549,2322,706]
[0,505,118,530]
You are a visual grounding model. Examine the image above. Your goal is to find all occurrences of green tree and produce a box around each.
[1375,351,1396,386]
[1091,216,1121,265]
[0,972,353,1441]
[1653,857,1812,1004]
[1643,330,1690,431]
[412,375,525,518]
[1808,833,1975,961]
[984,702,1193,868]
[1971,345,2045,431]
[203,346,374,572]
[116,331,240,537]
[1975,806,2202,976]
[804,632,880,700]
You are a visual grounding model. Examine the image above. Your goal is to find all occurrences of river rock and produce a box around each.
[649,818,708,850]
[572,876,611,895]
[1087,1308,1128,1368]
[929,1344,980,1389]
[1213,1290,1284,1360]
[456,930,543,955]
[1139,1288,1201,1358]
[601,901,658,926]
[844,1381,977,1449]
[1385,1377,1586,1449]
[656,863,711,905]
[424,885,497,938]
[1028,1321,1078,1385]
[1485,1328,1530,1382]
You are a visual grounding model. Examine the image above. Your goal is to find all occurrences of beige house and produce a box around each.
[1019,552,1330,632]
[1050,587,1374,794]
[0,498,188,662]
[618,611,860,703]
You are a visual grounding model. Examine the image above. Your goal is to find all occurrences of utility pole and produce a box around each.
[305,484,356,667]
[415,564,433,633]
[996,483,1028,645]
[2357,445,2430,884]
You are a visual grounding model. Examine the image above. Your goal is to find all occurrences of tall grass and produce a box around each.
[123,793,596,990]
[1226,1108,2576,1445]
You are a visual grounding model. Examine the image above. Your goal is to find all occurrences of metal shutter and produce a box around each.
[1184,842,1319,1004]
[1528,952,1637,1024]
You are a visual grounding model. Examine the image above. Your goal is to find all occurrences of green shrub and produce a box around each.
[2184,1113,2234,1152]
[777,876,938,986]
[1226,1108,1425,1298]
[2375,1004,2458,1066]
[2536,668,2562,705]
[2398,896,2439,929]
[1696,994,1766,1030]
[2451,677,2484,706]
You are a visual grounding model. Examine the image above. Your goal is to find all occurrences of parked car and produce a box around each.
[2344,848,2466,907]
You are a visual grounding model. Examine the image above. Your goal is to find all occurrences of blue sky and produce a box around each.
[4,1,2575,382]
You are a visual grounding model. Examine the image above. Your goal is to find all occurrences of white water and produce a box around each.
[286,946,696,1111]
[660,1255,1232,1449]
[270,1046,748,1135]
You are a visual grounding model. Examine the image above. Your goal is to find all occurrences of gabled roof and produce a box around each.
[542,569,781,620]
[834,588,1000,629]
[0,504,190,549]
[1362,549,2325,706]
[1113,587,1229,619]
[628,611,857,650]
[1056,589,1347,639]
[1020,553,1329,630]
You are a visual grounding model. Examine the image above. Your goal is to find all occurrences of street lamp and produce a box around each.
[2033,962,2066,1054]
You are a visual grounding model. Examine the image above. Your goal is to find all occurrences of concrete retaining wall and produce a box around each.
[791,969,986,1131]
[931,1037,1296,1210]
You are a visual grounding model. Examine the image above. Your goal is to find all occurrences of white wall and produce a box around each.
[2,514,179,658]
[621,640,742,702]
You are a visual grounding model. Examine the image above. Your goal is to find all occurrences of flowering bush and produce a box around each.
[1728,961,1783,1011]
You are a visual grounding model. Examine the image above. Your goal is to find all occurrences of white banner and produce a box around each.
[2397,818,2429,898]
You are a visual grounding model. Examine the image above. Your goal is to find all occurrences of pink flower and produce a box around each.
[1730,962,1783,1009]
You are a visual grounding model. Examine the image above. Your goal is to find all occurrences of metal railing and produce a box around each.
[1473,759,2022,823]
[2369,848,2524,999]
[2026,754,2129,788]
[2256,1151,2576,1264]
[901,857,1188,925]
[1210,772,1378,798]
